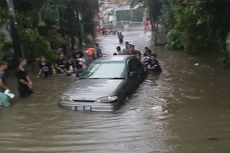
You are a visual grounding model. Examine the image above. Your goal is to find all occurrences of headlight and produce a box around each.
[96,96,118,103]
[61,95,72,101]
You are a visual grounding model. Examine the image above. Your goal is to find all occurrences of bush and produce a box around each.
[173,1,211,53]
[166,29,183,50]
[19,28,57,63]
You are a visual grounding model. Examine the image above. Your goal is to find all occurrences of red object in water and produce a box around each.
[86,48,96,57]
[144,20,149,31]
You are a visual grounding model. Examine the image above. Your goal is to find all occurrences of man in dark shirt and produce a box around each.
[144,47,152,57]
[37,56,52,78]
[148,54,162,73]
[116,46,122,55]
[72,44,84,59]
[16,58,33,97]
[94,43,102,58]
[65,56,75,72]
[55,52,67,74]
[118,32,124,44]
[71,44,87,77]
[71,44,85,71]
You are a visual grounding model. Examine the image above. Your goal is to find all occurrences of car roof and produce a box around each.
[95,55,134,62]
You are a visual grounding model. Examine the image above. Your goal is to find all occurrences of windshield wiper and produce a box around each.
[106,77,124,79]
[79,77,100,79]
[81,77,124,79]
[79,77,87,79]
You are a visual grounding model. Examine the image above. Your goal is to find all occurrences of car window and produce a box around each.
[81,61,126,79]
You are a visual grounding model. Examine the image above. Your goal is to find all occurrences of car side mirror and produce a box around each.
[129,71,138,79]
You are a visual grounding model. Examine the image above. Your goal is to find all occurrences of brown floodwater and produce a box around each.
[0,30,230,153]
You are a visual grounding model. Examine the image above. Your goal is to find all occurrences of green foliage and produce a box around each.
[161,0,230,57]
[16,13,33,28]
[166,29,183,50]
[42,7,59,25]
[0,7,7,58]
[160,0,179,32]
[0,0,100,65]
[173,1,211,53]
[0,6,7,26]
[38,25,68,49]
[1,0,98,63]
[80,0,98,38]
[19,29,56,63]
[217,50,227,64]
[14,0,44,12]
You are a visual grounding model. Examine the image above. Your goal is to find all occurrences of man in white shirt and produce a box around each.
[122,41,130,55]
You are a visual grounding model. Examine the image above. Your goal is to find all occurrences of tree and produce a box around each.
[8,0,98,60]
[0,7,6,56]
[131,0,162,30]
[160,0,230,66]
[0,0,99,63]
[80,0,98,39]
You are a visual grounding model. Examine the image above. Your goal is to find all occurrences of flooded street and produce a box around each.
[1,30,230,153]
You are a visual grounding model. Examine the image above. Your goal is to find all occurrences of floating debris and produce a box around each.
[194,63,199,66]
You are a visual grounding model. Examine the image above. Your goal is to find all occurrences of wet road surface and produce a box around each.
[1,30,230,153]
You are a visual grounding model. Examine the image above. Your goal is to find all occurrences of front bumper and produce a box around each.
[58,100,117,112]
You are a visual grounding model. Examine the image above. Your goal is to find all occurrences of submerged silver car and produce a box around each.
[58,55,145,112]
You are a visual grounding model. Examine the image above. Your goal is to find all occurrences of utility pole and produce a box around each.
[5,0,22,59]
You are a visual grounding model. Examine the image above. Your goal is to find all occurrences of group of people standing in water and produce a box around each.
[0,58,33,107]
[37,43,103,79]
[114,40,162,74]
[0,43,103,107]
[0,33,162,108]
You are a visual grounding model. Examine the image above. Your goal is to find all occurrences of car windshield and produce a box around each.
[81,61,126,79]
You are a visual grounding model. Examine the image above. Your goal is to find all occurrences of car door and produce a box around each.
[127,58,143,90]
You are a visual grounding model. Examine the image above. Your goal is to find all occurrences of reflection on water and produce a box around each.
[1,31,230,153]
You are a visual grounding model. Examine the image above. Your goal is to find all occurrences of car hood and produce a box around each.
[63,79,124,101]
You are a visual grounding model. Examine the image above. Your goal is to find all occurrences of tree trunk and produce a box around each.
[5,0,22,59]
